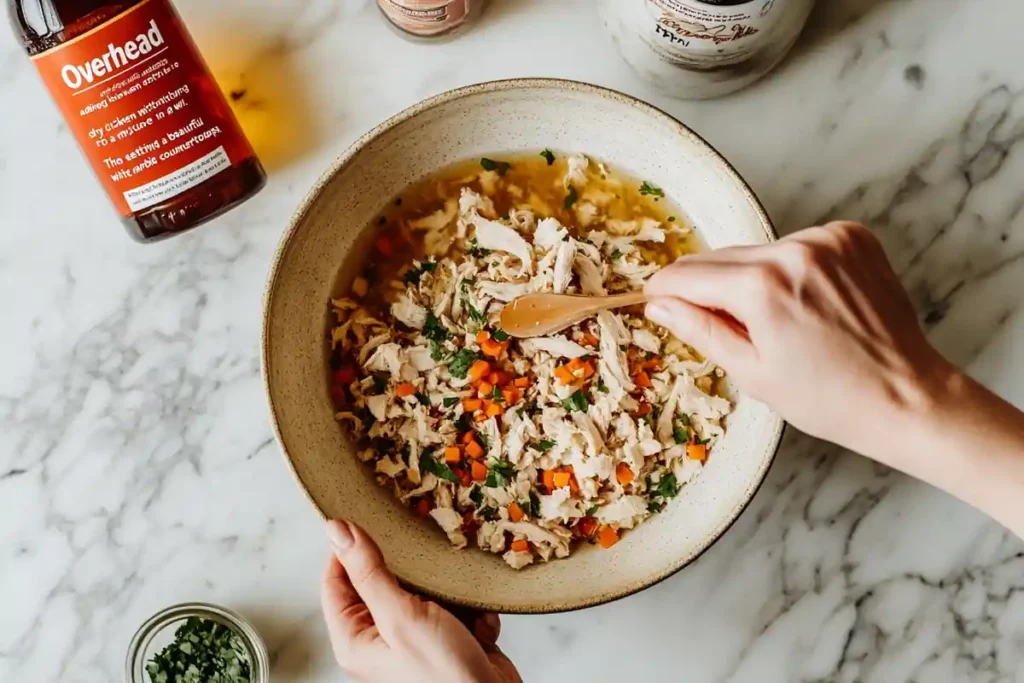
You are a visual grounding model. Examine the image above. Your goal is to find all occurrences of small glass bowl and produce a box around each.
[125,602,270,683]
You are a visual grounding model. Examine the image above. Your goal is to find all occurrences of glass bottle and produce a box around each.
[9,0,267,242]
[602,0,816,99]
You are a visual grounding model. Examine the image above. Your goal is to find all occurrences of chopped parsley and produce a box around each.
[486,460,515,487]
[480,506,499,521]
[678,413,690,426]
[667,215,676,222]
[480,158,511,175]
[372,374,388,394]
[540,149,556,165]
[563,184,578,210]
[467,303,488,325]
[584,505,598,517]
[655,473,680,499]
[562,390,590,413]
[467,239,488,257]
[145,616,252,683]
[639,181,665,197]
[611,248,623,260]
[597,379,609,394]
[536,439,556,452]
[443,396,459,408]
[647,501,665,514]
[420,450,459,483]
[423,312,450,343]
[673,422,690,445]
[491,328,509,342]
[477,430,490,449]
[415,392,430,406]
[430,340,447,361]
[491,384,503,402]
[525,399,540,416]
[529,490,542,517]
[402,260,437,286]
[460,278,472,292]
[448,348,480,379]
[469,486,484,506]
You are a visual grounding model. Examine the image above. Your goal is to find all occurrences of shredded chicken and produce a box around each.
[329,157,730,569]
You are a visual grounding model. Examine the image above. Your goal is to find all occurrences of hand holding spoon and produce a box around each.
[500,292,648,338]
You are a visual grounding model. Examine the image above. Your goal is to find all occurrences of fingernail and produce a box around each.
[645,300,672,327]
[326,520,354,555]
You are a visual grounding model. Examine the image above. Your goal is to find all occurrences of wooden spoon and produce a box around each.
[500,292,648,338]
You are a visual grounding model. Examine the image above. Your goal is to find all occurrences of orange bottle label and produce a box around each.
[31,0,255,216]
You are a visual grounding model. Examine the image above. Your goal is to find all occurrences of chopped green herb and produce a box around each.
[477,431,490,450]
[469,486,484,506]
[443,396,459,408]
[639,181,665,198]
[423,312,450,343]
[448,348,480,380]
[420,450,459,483]
[597,379,609,394]
[525,399,540,416]
[486,461,515,488]
[611,248,623,260]
[564,184,578,210]
[480,158,497,171]
[585,505,598,517]
[656,473,680,499]
[491,384,503,402]
[492,328,509,342]
[467,239,488,258]
[415,392,431,406]
[647,501,664,514]
[372,374,388,394]
[678,413,690,426]
[540,149,556,165]
[667,215,676,222]
[484,471,505,488]
[481,506,499,521]
[467,303,488,325]
[536,439,556,452]
[460,278,472,292]
[430,340,447,362]
[562,389,590,413]
[403,260,438,286]
[619,344,627,352]
[673,423,690,445]
[145,617,252,683]
[529,490,542,517]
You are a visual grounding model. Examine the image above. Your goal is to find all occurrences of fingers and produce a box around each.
[321,551,375,653]
[326,520,411,635]
[645,297,756,373]
[645,256,762,320]
[473,613,501,646]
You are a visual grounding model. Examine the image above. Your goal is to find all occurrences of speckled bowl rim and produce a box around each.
[262,77,784,614]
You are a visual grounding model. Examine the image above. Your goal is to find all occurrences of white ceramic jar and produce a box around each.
[602,0,816,99]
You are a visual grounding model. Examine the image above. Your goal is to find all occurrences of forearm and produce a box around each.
[886,367,1024,538]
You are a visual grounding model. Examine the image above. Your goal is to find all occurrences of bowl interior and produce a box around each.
[264,80,782,612]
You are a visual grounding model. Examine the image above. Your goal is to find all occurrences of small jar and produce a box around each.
[125,602,270,683]
[602,0,816,99]
[377,0,488,40]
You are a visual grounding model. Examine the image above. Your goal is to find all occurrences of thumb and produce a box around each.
[327,520,411,635]
[645,297,755,375]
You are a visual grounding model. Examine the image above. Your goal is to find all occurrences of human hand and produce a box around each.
[644,221,954,465]
[321,520,522,683]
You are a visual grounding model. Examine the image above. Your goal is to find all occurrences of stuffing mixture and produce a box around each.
[328,152,731,569]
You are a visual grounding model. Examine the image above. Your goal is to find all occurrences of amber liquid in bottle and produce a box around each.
[9,0,266,242]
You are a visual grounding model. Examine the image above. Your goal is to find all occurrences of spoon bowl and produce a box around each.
[501,292,649,338]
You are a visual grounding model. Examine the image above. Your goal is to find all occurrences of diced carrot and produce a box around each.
[582,332,600,347]
[507,502,525,522]
[465,440,485,459]
[413,498,431,517]
[568,474,579,495]
[460,431,476,445]
[542,470,556,491]
[635,402,651,417]
[375,235,394,257]
[485,401,502,418]
[502,388,519,405]
[476,330,491,344]
[471,461,488,482]
[634,371,652,388]
[580,362,596,379]
[553,471,571,489]
[567,358,585,371]
[474,412,489,422]
[444,446,461,464]
[576,517,599,538]
[687,443,708,462]
[554,365,576,385]
[396,382,417,397]
[510,539,530,553]
[492,370,512,387]
[462,398,483,411]
[468,360,492,382]
[597,526,619,548]
[615,462,635,485]
[644,356,662,371]
[513,376,530,388]
[480,338,504,358]
[477,381,494,398]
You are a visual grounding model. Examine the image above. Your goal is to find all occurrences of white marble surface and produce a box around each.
[3,0,1024,681]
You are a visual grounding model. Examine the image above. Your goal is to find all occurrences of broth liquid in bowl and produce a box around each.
[327,151,729,570]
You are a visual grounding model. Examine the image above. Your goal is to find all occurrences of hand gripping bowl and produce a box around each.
[262,79,783,613]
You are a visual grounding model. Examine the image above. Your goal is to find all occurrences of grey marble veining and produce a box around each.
[2,1,1024,681]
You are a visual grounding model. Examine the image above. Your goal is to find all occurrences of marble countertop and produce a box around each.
[3,0,1024,681]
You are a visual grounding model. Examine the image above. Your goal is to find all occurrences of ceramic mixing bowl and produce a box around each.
[263,78,783,613]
